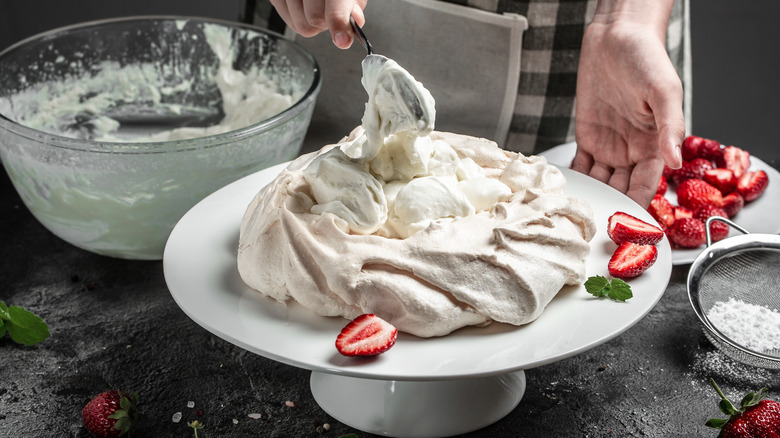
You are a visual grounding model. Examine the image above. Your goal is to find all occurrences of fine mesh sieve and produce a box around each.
[687,216,780,370]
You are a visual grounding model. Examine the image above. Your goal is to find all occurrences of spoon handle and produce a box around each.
[350,16,373,55]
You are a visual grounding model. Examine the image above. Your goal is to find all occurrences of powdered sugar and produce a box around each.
[706,297,780,353]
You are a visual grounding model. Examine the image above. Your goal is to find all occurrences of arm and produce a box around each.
[269,0,367,49]
[572,0,685,207]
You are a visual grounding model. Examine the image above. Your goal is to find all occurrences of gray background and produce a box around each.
[0,0,778,164]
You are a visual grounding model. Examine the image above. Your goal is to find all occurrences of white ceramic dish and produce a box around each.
[163,160,672,436]
[539,142,780,265]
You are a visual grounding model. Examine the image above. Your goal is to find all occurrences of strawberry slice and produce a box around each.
[607,212,664,245]
[736,169,769,202]
[336,314,398,357]
[648,194,675,228]
[722,146,751,178]
[676,179,724,210]
[703,168,737,195]
[673,206,693,221]
[668,217,706,248]
[721,191,745,218]
[608,242,658,278]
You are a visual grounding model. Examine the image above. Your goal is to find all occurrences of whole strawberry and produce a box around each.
[677,179,724,211]
[707,379,780,438]
[82,390,139,437]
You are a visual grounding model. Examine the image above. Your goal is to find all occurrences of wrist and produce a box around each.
[592,0,674,38]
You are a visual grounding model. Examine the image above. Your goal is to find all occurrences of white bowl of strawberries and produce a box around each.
[541,138,778,264]
[649,135,773,260]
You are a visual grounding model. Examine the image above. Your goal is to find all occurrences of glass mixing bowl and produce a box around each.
[0,16,320,259]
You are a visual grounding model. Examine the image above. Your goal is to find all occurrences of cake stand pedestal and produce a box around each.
[309,370,526,437]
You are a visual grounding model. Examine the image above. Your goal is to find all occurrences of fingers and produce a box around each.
[625,157,664,208]
[269,0,366,49]
[324,1,366,49]
[657,113,685,170]
[649,73,686,170]
[572,146,658,207]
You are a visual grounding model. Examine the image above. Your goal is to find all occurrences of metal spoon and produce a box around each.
[350,16,386,66]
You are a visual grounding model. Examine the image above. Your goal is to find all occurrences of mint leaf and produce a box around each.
[607,278,633,301]
[0,301,8,319]
[584,276,632,302]
[0,319,6,339]
[4,304,50,346]
[584,275,610,298]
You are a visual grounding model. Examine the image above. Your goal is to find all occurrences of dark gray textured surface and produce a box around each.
[2,163,780,438]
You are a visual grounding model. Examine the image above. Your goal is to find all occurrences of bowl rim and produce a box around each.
[0,15,321,154]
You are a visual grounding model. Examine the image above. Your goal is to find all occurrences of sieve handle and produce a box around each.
[705,216,750,247]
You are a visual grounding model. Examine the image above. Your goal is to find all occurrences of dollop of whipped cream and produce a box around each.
[237,56,596,337]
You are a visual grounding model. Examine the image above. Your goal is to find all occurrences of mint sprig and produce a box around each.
[0,300,50,346]
[584,276,633,302]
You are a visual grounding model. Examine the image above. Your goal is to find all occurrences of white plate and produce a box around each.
[163,161,672,381]
[539,142,780,265]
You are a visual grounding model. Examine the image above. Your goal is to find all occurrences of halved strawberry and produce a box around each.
[674,206,693,221]
[668,217,706,248]
[676,179,724,210]
[693,205,730,242]
[607,212,664,245]
[721,191,745,218]
[608,242,658,278]
[670,158,714,185]
[336,314,398,357]
[736,169,769,202]
[656,175,668,196]
[703,168,737,195]
[723,146,751,178]
[648,194,675,228]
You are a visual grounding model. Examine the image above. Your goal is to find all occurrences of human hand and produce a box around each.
[269,0,367,49]
[572,0,685,208]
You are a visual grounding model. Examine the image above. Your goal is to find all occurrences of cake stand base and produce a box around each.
[309,370,526,437]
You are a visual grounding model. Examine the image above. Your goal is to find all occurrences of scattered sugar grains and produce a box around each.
[706,297,780,353]
[690,350,774,388]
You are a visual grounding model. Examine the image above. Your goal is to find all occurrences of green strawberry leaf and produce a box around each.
[584,276,633,302]
[719,399,738,416]
[109,409,129,419]
[114,417,130,432]
[4,305,50,346]
[705,418,729,428]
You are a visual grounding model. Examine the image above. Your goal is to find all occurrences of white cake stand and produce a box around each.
[163,162,671,437]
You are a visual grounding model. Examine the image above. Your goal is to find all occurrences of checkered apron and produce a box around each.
[441,0,691,155]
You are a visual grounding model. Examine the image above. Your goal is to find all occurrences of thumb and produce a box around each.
[325,1,363,49]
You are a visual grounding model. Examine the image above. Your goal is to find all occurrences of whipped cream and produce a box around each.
[1,22,296,142]
[238,55,596,337]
